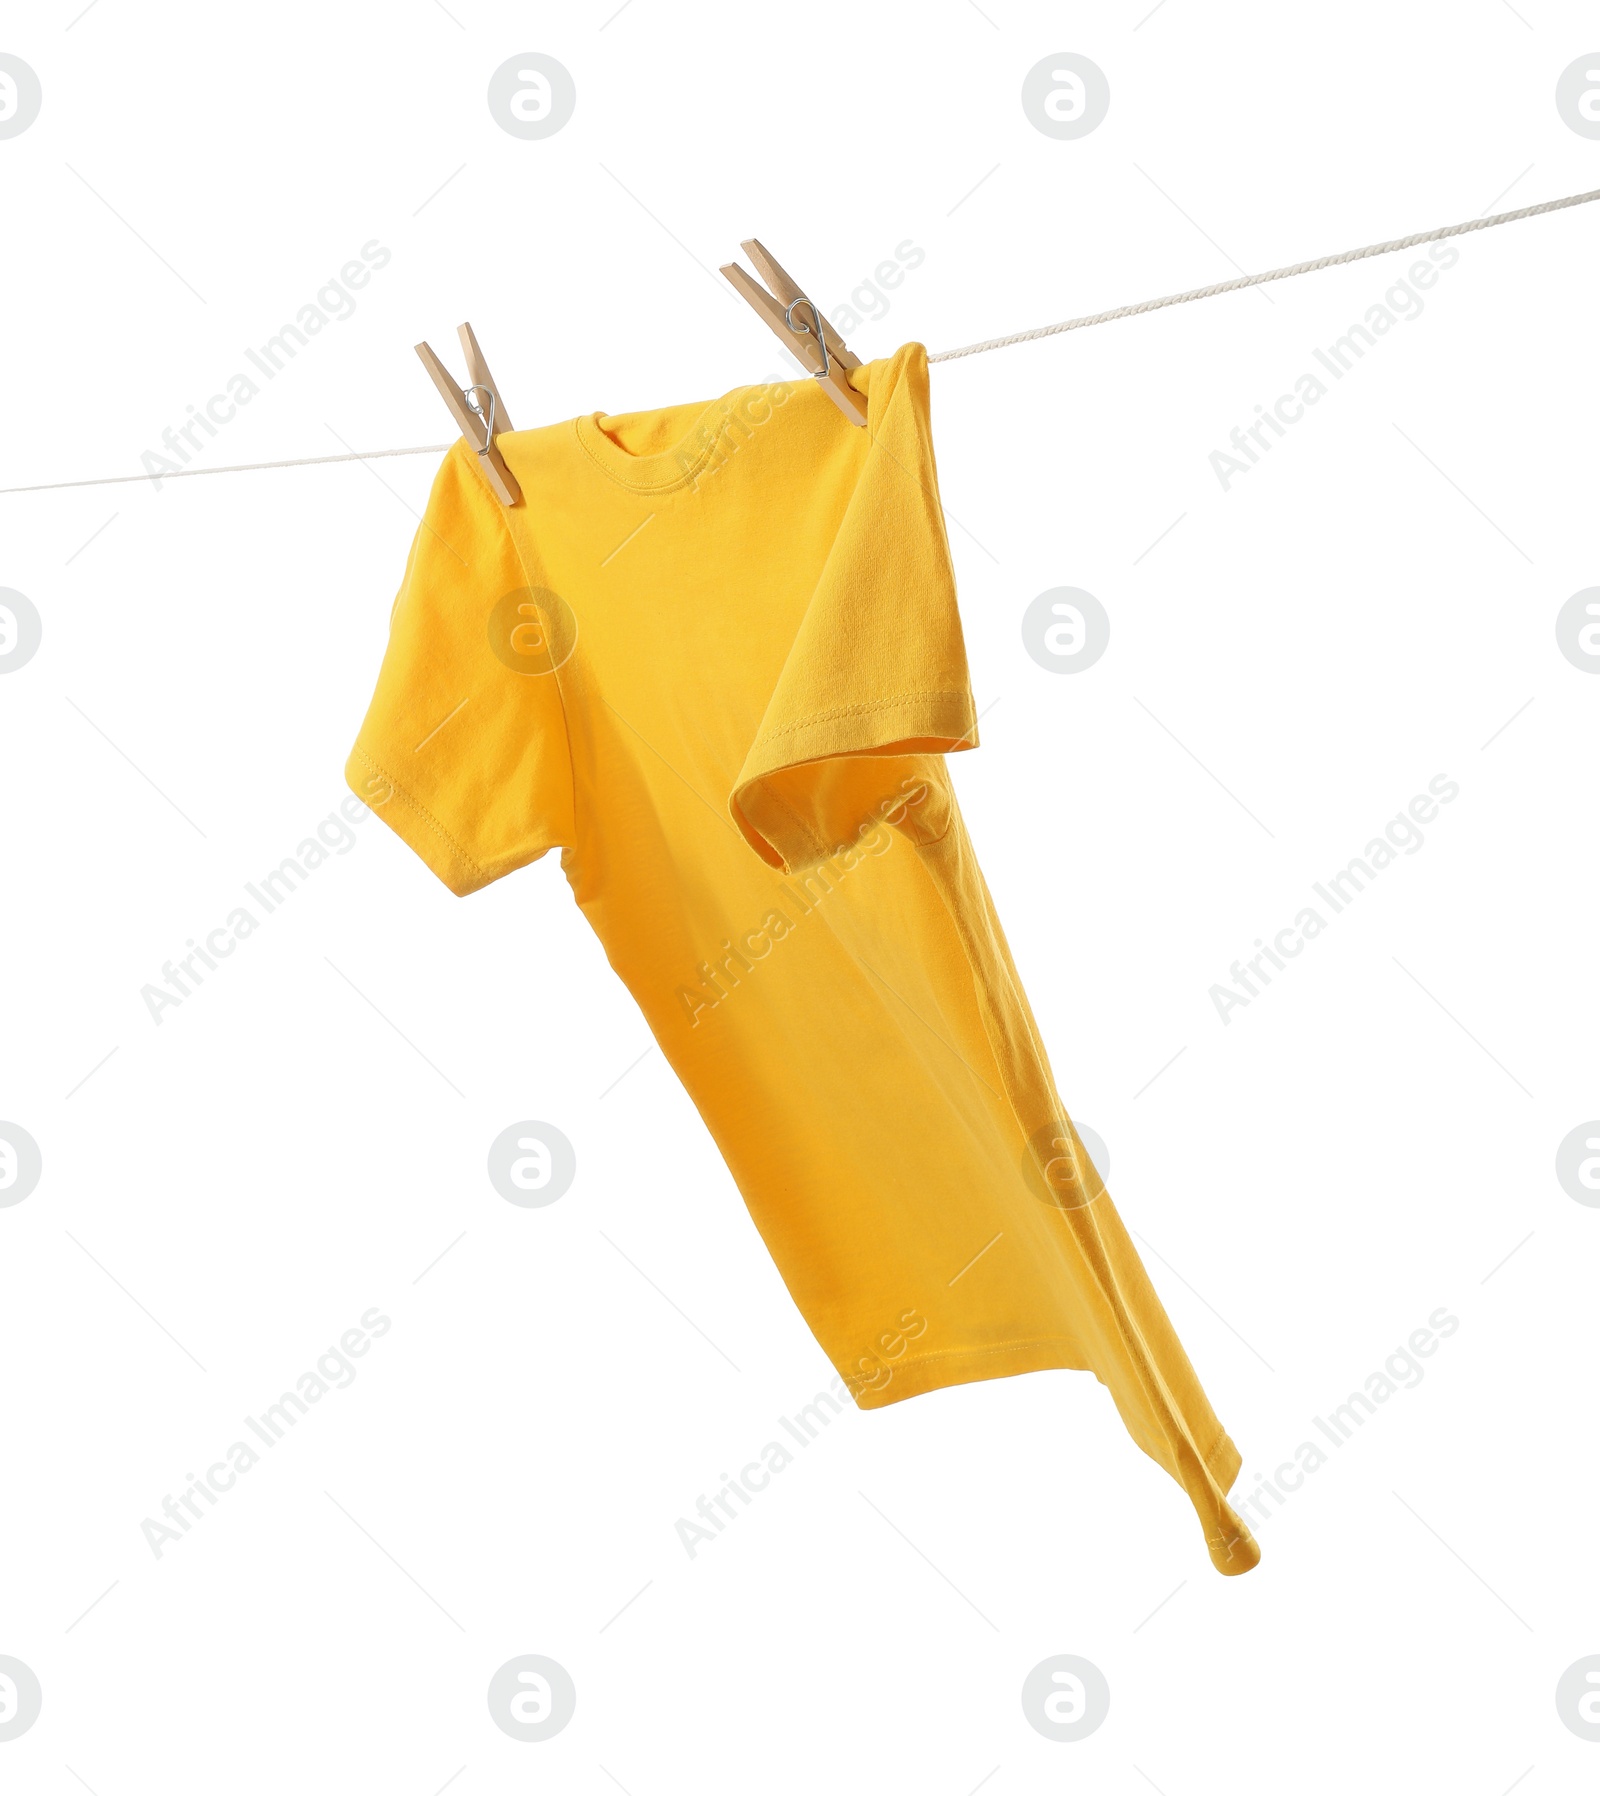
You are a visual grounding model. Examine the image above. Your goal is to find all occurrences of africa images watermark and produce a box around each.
[1210,773,1459,1025]
[669,236,927,499]
[672,377,797,496]
[674,1376,855,1560]
[675,774,935,1026]
[140,1306,392,1559]
[1237,1305,1459,1531]
[140,239,393,487]
[826,239,926,337]
[674,1306,928,1559]
[1209,241,1460,491]
[641,238,927,511]
[141,789,382,1024]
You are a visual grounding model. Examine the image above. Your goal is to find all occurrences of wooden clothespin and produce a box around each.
[414,323,522,506]
[720,241,868,427]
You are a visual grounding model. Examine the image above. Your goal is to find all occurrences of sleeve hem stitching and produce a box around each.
[350,744,489,885]
[752,687,975,747]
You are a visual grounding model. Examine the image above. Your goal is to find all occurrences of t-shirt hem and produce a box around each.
[846,1337,1091,1408]
[844,1338,1242,1494]
[845,1337,1252,1573]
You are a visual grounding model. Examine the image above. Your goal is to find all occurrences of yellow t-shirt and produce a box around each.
[346,342,1259,1576]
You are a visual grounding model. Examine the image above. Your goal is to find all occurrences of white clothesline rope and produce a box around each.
[0,442,458,496]
[925,183,1600,361]
[7,184,1598,499]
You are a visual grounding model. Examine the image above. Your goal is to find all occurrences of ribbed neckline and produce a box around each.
[574,390,749,494]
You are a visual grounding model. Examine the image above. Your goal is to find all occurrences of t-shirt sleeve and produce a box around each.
[729,343,979,873]
[345,442,576,895]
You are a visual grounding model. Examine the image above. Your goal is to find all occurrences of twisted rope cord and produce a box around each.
[6,185,1598,495]
[0,442,456,495]
[927,185,1600,363]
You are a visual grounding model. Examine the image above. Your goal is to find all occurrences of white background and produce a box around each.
[3,2,1598,1790]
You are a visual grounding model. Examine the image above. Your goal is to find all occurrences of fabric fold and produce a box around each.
[730,346,978,871]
